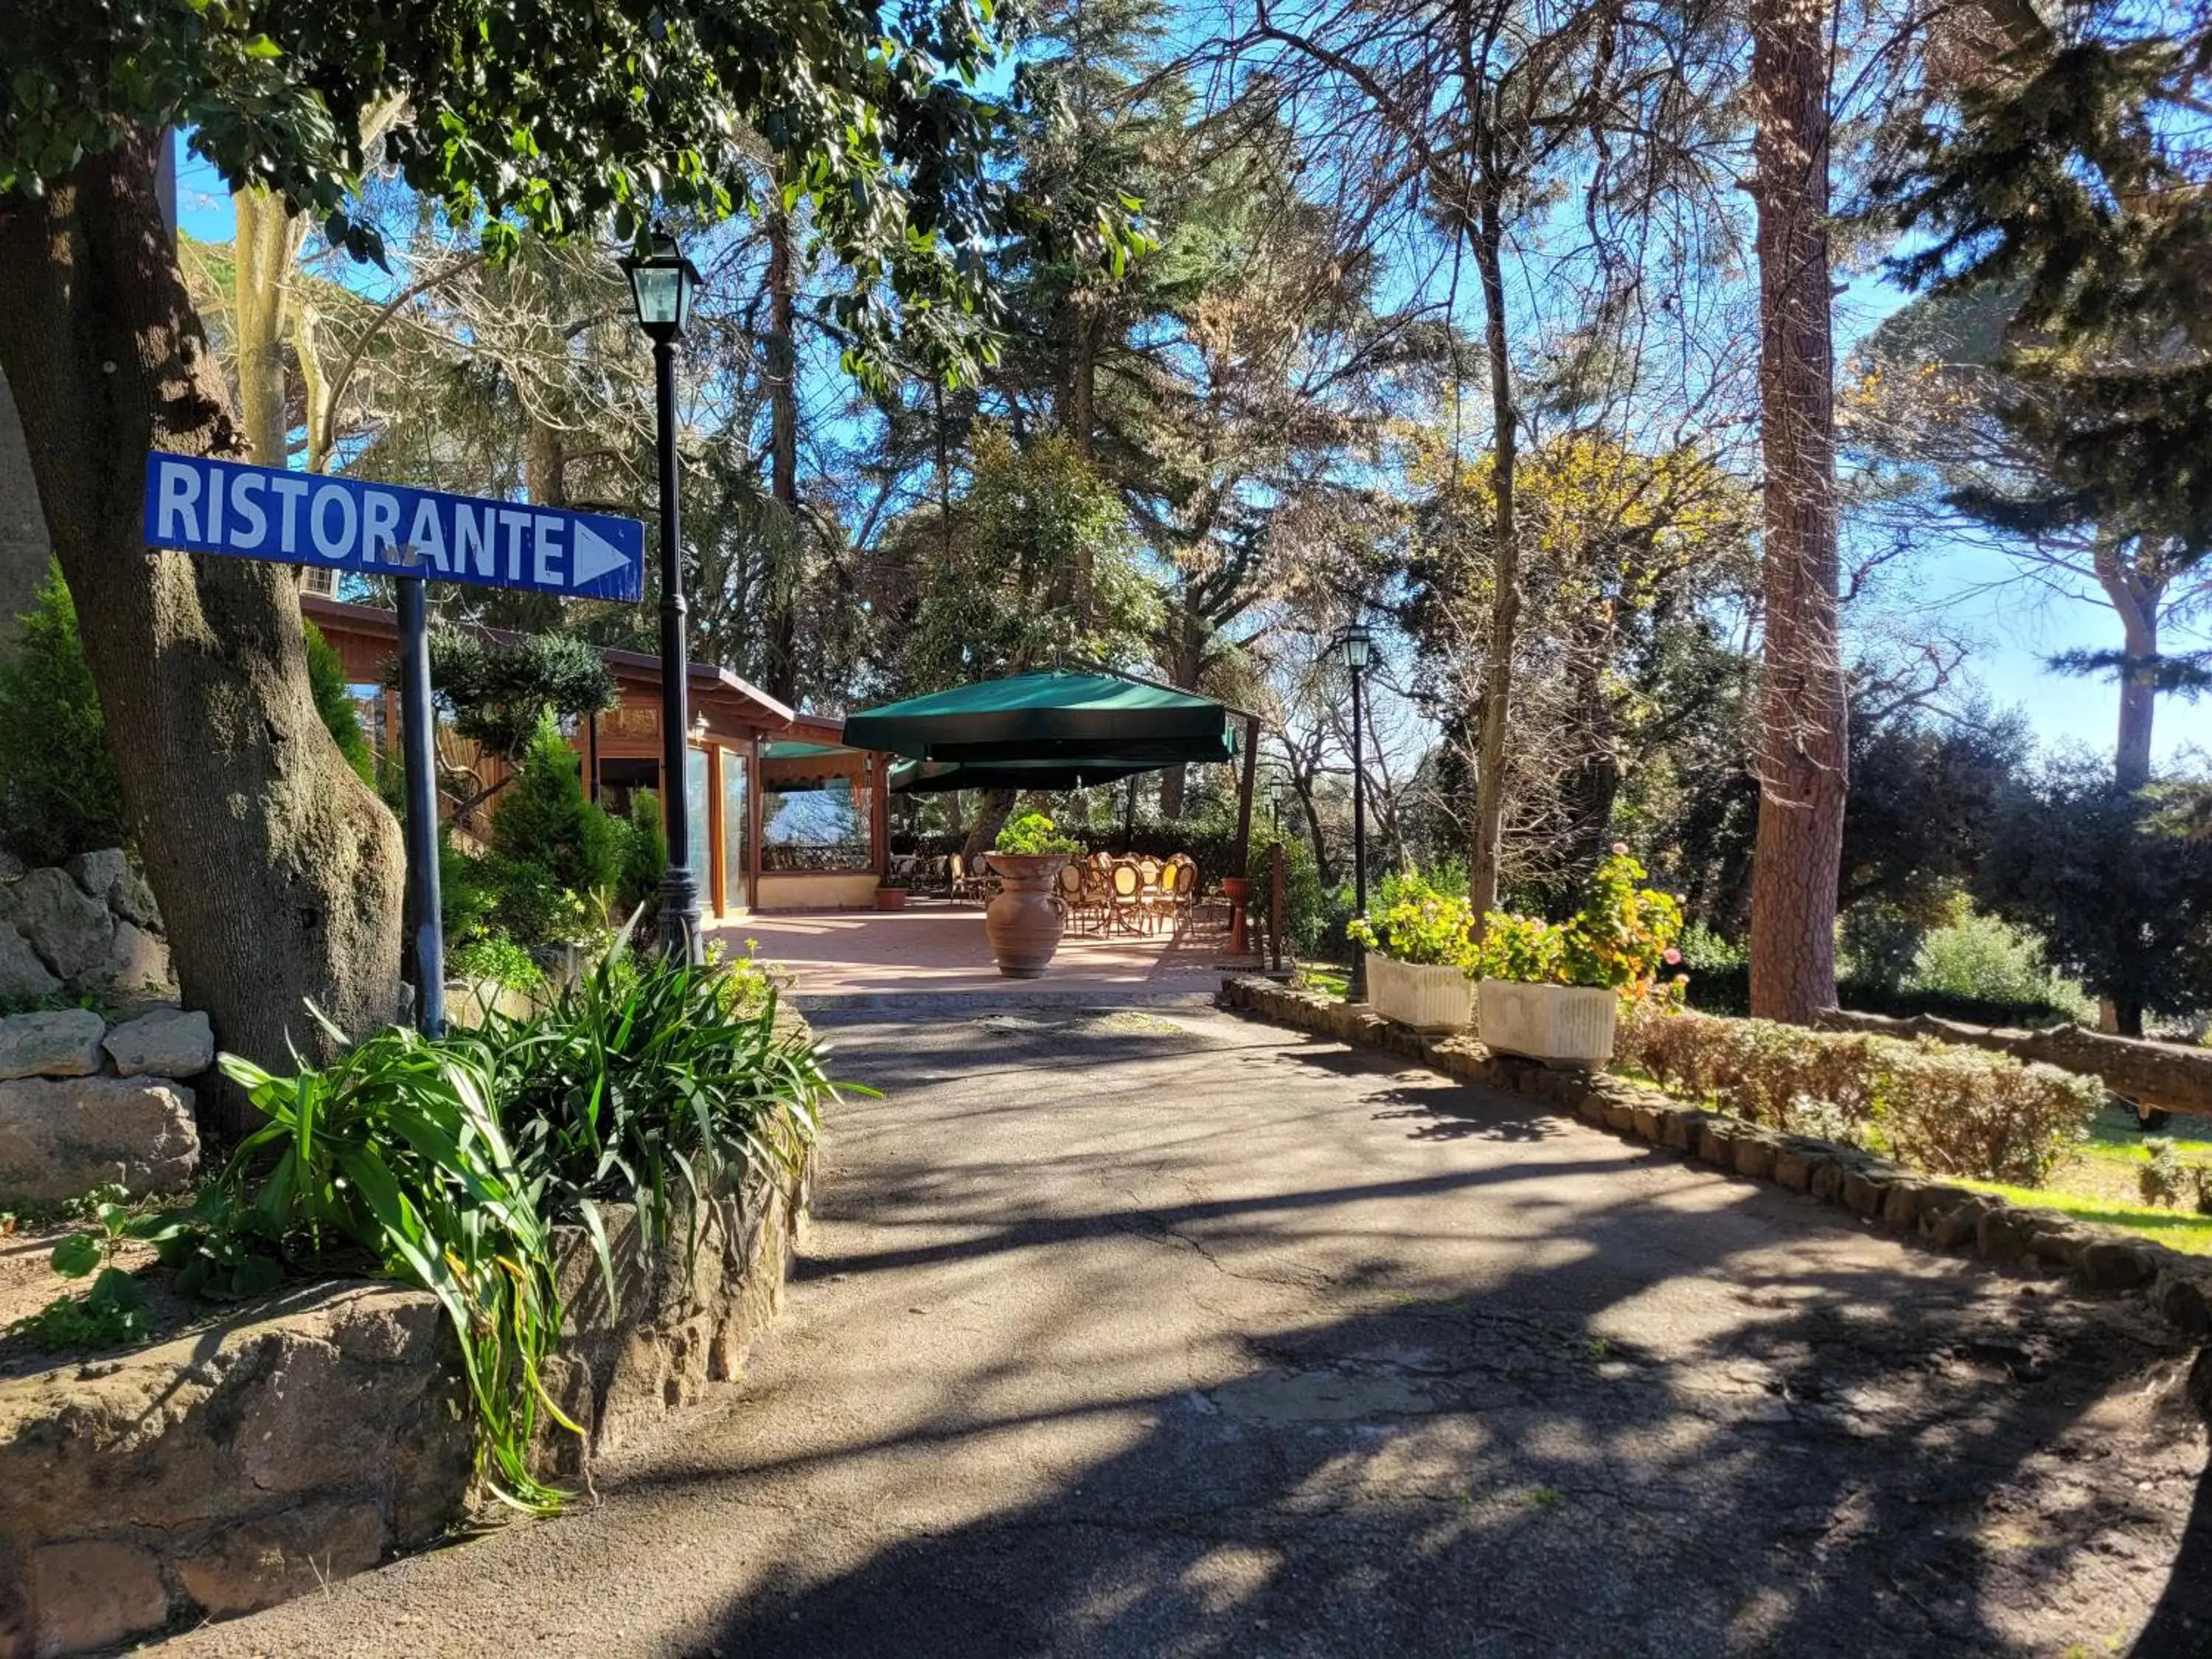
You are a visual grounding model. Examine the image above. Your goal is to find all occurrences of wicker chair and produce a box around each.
[1107,860,1146,935]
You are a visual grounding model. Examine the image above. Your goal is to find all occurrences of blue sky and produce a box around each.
[173,139,2205,769]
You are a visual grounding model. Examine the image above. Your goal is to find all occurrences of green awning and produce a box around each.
[889,756,1166,796]
[763,740,848,760]
[844,669,1232,764]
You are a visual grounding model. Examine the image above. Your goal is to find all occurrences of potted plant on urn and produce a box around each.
[984,812,1082,977]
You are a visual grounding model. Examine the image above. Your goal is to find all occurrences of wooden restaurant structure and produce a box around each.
[302,595,891,917]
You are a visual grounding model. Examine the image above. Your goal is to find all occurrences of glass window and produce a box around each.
[720,747,749,913]
[685,747,712,888]
[761,765,873,872]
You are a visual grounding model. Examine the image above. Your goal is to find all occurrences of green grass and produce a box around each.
[1296,964,1349,999]
[2082,1099,2212,1158]
[1950,1178,2212,1255]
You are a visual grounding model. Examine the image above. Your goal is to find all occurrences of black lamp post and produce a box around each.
[623,229,706,964]
[1339,622,1373,1002]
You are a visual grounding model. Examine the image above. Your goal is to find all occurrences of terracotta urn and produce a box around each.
[874,886,909,911]
[984,853,1071,978]
[1221,875,1251,955]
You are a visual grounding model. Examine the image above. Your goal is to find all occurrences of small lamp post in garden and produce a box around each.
[1338,622,1373,1002]
[623,229,706,964]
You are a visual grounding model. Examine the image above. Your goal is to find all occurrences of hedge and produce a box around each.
[1617,1001,2101,1186]
[1679,964,2082,1030]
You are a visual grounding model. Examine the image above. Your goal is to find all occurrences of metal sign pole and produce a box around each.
[396,577,445,1037]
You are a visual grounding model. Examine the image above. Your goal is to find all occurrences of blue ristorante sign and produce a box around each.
[141,453,645,602]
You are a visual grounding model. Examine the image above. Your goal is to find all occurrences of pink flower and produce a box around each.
[1611,842,1629,857]
[1662,947,1682,964]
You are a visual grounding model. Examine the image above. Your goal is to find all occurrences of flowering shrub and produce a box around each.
[1346,877,1477,967]
[995,812,1082,856]
[1559,846,1685,992]
[1462,911,1560,983]
[1617,1000,2098,1186]
[1464,846,1686,997]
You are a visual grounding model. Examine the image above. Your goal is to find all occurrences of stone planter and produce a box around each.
[874,886,909,911]
[983,854,1070,978]
[1477,979,1618,1067]
[1365,953,1477,1032]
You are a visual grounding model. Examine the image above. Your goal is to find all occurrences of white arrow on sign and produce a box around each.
[570,520,631,590]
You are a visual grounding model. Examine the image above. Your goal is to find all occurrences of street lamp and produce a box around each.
[624,229,706,964]
[1338,622,1374,1002]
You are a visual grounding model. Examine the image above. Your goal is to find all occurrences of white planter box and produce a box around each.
[1477,980,1618,1067]
[1365,954,1477,1032]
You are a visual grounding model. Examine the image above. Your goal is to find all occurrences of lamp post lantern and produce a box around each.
[1338,622,1374,1002]
[624,230,706,964]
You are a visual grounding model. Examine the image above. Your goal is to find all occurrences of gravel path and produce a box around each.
[154,1005,2212,1658]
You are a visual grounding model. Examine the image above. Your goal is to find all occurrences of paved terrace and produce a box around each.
[716,899,1256,1006]
[158,1003,2212,1658]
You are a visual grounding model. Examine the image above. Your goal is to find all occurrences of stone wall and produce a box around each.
[0,851,171,1004]
[1219,978,2212,1348]
[1819,1006,2212,1116]
[0,1007,207,1202]
[0,1150,812,1658]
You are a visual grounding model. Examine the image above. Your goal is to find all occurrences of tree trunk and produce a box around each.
[2097,556,2161,793]
[0,369,49,662]
[961,788,1018,862]
[230,187,305,468]
[763,194,801,703]
[524,420,568,508]
[1156,609,1205,821]
[1746,0,1848,1025]
[0,131,405,1135]
[1466,182,1520,932]
[1062,296,1098,459]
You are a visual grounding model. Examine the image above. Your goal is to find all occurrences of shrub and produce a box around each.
[1347,874,1477,967]
[615,788,668,923]
[1557,846,1684,992]
[1618,1001,2098,1186]
[487,716,620,942]
[0,573,381,863]
[1905,908,2096,1025]
[995,811,1081,856]
[492,937,827,1265]
[440,832,502,943]
[209,1023,575,1509]
[2142,1137,2185,1208]
[449,933,549,994]
[86,944,839,1513]
[304,622,376,786]
[0,563,125,863]
[1461,846,1686,995]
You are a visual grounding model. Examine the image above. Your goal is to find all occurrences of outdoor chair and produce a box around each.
[950,852,993,905]
[1107,860,1146,935]
[1166,855,1200,929]
[1134,858,1166,933]
[1054,861,1104,933]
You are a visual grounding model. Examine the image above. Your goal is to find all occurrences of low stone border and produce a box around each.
[1,1129,813,1656]
[1220,978,2212,1344]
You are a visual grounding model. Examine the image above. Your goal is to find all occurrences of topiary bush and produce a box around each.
[0,563,125,863]
[304,621,376,787]
[1618,1001,2099,1186]
[487,716,620,940]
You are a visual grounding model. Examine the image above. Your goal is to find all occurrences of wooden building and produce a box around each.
[303,595,888,915]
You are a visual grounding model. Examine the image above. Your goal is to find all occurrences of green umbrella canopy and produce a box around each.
[888,755,1169,795]
[844,669,1232,764]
